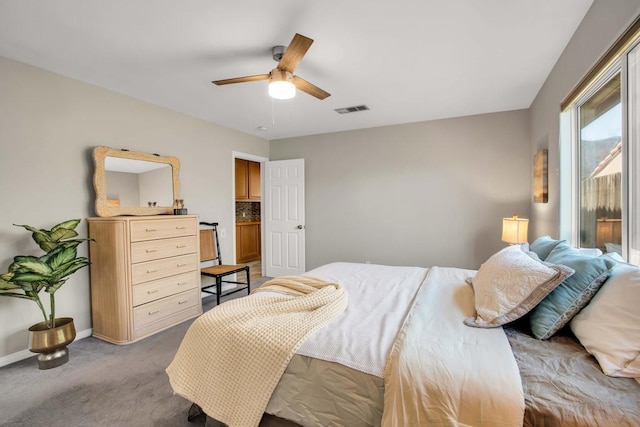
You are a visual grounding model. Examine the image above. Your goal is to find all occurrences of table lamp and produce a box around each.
[502,214,529,245]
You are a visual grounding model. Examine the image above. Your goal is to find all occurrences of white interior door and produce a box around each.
[264,159,305,277]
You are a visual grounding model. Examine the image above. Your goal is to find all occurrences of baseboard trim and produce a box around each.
[0,328,93,368]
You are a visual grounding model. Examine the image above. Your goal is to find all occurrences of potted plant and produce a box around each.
[0,219,92,369]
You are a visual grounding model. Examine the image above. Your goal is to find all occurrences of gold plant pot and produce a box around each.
[28,317,76,369]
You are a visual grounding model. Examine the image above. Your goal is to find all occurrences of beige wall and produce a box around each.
[529,0,640,239]
[270,110,531,271]
[0,57,268,359]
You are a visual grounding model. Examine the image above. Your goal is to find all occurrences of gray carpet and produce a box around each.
[0,278,287,427]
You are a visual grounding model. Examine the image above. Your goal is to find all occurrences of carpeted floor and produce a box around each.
[0,278,280,427]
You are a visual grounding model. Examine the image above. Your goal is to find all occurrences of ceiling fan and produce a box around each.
[212,33,330,100]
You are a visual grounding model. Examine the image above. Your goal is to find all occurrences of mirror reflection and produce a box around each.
[93,146,181,217]
[105,157,174,208]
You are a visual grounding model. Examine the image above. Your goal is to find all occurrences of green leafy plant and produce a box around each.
[0,219,92,329]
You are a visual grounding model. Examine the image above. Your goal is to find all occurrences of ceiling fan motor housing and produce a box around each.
[272,45,286,62]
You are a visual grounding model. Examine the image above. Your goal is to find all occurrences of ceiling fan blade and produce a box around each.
[277,33,313,73]
[212,74,270,85]
[293,76,331,100]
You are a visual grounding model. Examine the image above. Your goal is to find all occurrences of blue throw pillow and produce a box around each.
[529,241,615,339]
[529,236,565,261]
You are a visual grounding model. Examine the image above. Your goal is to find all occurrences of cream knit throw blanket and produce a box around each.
[166,276,348,427]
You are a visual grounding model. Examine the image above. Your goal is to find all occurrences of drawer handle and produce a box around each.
[176,226,187,230]
[148,310,160,315]
[176,263,187,267]
[177,281,188,286]
[178,300,188,305]
[146,269,158,274]
[145,228,158,232]
[147,289,159,294]
[176,245,186,249]
[145,249,158,253]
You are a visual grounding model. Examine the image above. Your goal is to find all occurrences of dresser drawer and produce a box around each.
[132,270,199,307]
[130,218,197,242]
[133,288,200,329]
[131,253,199,285]
[133,304,202,341]
[131,235,197,263]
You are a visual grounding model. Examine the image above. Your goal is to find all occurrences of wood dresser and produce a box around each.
[87,215,202,344]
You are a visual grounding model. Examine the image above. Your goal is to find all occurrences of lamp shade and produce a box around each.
[502,214,529,245]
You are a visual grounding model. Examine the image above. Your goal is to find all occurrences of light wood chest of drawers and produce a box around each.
[87,215,203,344]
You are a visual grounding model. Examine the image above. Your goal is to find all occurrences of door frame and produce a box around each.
[232,151,268,275]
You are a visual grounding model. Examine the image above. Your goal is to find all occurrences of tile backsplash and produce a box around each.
[236,201,261,222]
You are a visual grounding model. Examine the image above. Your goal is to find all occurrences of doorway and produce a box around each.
[232,152,268,279]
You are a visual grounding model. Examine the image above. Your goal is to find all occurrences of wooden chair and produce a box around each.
[199,222,250,305]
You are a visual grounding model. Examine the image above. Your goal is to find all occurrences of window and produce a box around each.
[577,73,622,254]
[564,18,640,265]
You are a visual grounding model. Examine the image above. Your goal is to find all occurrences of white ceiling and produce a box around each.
[0,0,593,140]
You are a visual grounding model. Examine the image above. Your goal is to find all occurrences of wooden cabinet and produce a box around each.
[248,161,261,200]
[87,215,202,344]
[235,159,261,201]
[236,222,261,263]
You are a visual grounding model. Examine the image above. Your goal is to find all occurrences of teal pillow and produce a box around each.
[529,241,615,339]
[529,236,565,261]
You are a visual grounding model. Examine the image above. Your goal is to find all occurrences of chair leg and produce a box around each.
[216,276,221,305]
[245,266,251,296]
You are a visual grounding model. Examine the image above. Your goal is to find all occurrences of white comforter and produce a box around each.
[383,266,525,426]
[287,263,524,426]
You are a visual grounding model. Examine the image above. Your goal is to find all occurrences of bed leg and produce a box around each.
[187,403,205,422]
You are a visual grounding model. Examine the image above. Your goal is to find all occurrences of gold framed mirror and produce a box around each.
[93,146,181,217]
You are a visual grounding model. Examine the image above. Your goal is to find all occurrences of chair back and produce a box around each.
[199,229,218,263]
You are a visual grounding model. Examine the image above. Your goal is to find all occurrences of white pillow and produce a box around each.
[576,247,603,257]
[571,263,640,378]
[602,251,625,263]
[465,245,574,328]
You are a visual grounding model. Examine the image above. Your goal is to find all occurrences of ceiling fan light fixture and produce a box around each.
[269,81,296,99]
[269,69,296,100]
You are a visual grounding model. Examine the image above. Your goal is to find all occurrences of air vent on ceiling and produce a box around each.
[334,105,370,114]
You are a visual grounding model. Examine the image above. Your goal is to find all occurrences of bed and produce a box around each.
[167,239,640,427]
